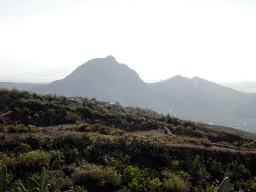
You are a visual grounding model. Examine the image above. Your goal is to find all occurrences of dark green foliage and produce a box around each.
[187,155,210,184]
[2,89,256,191]
[76,107,93,119]
[24,136,40,150]
[0,89,81,125]
[165,114,179,126]
[2,132,256,191]
[20,143,32,153]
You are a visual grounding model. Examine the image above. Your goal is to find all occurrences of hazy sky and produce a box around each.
[1,0,256,82]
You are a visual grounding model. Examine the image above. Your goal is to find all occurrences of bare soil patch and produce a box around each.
[129,129,165,137]
[3,124,79,141]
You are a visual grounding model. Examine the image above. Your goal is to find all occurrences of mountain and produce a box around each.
[30,56,256,132]
[31,56,143,99]
[30,56,171,111]
[149,75,256,131]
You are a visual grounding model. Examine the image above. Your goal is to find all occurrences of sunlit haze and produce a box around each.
[1,0,256,83]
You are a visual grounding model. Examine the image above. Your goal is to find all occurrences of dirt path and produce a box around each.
[129,129,166,137]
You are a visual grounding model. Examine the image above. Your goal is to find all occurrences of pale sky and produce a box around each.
[1,0,256,82]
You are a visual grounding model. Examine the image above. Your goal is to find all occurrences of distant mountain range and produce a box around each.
[217,81,256,93]
[0,66,73,83]
[0,82,44,92]
[28,56,256,133]
[16,65,72,78]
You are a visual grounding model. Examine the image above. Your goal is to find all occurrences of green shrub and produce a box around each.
[91,123,102,132]
[117,114,126,121]
[71,163,103,186]
[183,120,195,128]
[65,148,80,164]
[161,170,178,179]
[163,177,190,192]
[0,154,15,167]
[34,113,40,119]
[51,151,64,169]
[17,124,29,133]
[188,155,210,183]
[35,133,53,148]
[14,107,21,115]
[209,159,223,178]
[2,150,51,170]
[115,134,131,146]
[21,143,32,153]
[123,165,163,192]
[78,124,89,132]
[18,150,51,167]
[99,126,111,135]
[27,124,37,132]
[25,136,40,150]
[128,177,150,192]
[6,124,29,133]
[7,125,18,133]
[193,129,206,138]
[61,163,77,176]
[127,176,163,192]
[250,182,256,192]
[148,177,163,191]
[84,127,92,132]
[113,129,126,136]
[102,167,122,187]
[74,185,87,192]
[177,171,191,182]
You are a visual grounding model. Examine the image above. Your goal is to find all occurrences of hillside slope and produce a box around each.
[1,89,256,191]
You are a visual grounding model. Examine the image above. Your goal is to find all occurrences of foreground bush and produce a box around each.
[70,163,122,190]
[0,151,52,169]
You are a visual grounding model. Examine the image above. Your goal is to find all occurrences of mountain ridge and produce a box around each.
[29,56,256,132]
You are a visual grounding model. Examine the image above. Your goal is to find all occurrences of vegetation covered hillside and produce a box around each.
[1,88,256,191]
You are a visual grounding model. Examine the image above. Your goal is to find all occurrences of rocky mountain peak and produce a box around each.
[105,55,117,62]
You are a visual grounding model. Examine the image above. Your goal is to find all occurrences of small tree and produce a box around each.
[90,98,97,102]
